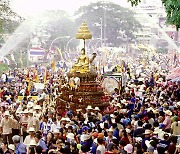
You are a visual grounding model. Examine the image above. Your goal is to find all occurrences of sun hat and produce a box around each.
[66,133,75,140]
[28,109,34,113]
[143,130,151,135]
[16,108,22,114]
[86,105,93,110]
[76,109,82,112]
[108,127,114,132]
[124,144,133,153]
[164,110,172,116]
[27,127,35,132]
[23,109,28,114]
[8,144,15,151]
[27,102,33,108]
[4,111,10,116]
[94,107,100,111]
[60,117,67,121]
[53,129,60,134]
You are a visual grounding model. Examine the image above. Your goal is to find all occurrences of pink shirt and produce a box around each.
[163,116,171,129]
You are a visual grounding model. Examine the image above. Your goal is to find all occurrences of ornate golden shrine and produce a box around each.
[57,22,109,110]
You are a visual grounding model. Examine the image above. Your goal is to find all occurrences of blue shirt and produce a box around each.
[91,143,97,154]
[38,139,48,151]
[15,143,27,154]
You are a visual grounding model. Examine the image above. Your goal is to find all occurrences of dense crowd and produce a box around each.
[0,56,180,154]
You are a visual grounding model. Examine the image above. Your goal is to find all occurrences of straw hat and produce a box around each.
[94,107,100,111]
[28,109,34,113]
[23,109,28,114]
[108,127,114,132]
[16,108,22,114]
[8,144,15,151]
[86,105,93,110]
[53,129,60,134]
[164,110,172,116]
[27,102,33,108]
[143,130,151,135]
[4,111,10,116]
[76,109,82,112]
[27,127,35,132]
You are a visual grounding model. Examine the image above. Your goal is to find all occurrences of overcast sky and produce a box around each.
[11,0,132,17]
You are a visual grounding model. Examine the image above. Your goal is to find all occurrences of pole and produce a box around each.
[100,18,103,48]
[83,39,85,50]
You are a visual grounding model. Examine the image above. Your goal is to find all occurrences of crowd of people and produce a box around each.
[0,52,179,154]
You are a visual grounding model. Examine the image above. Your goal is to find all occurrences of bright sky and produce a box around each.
[11,0,132,17]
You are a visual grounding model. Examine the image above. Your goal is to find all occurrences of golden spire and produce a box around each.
[76,21,92,40]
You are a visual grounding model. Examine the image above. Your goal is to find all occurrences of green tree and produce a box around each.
[0,0,22,43]
[75,1,141,47]
[0,63,9,75]
[128,0,180,30]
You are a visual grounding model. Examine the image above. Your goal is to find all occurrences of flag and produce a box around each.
[20,51,23,67]
[29,48,45,57]
[35,70,39,83]
[57,48,64,60]
[44,70,48,84]
[51,59,55,71]
[27,81,32,92]
[33,69,39,83]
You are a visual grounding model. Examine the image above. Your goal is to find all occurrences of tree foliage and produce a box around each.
[162,0,180,30]
[0,0,22,43]
[75,1,141,47]
[128,0,180,30]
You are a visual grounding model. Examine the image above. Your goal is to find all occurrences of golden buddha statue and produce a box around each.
[70,48,90,73]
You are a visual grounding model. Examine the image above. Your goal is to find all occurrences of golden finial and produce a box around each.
[76,21,92,49]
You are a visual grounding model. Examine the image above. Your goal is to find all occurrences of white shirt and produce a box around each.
[50,123,60,132]
[24,135,36,147]
[96,145,105,154]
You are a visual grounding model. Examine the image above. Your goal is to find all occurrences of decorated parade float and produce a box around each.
[56,22,110,110]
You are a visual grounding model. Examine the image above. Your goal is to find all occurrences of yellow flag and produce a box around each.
[57,48,64,60]
[35,70,39,83]
[44,70,47,84]
[51,59,55,71]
